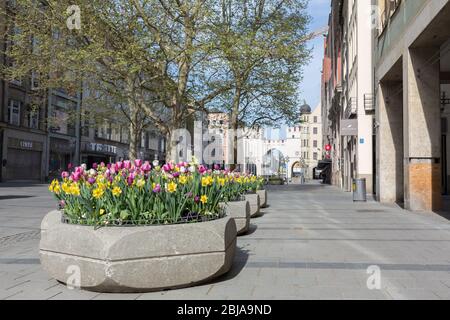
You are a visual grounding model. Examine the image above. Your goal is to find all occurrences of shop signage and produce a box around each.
[340,119,358,136]
[50,138,74,154]
[8,138,43,151]
[84,142,117,155]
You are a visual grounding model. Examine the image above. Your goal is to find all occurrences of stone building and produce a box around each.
[373,0,450,211]
[321,0,375,193]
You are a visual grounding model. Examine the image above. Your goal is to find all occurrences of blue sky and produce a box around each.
[265,0,330,140]
[300,0,331,111]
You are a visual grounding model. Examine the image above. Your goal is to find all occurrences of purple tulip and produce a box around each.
[173,172,180,178]
[134,159,142,168]
[107,163,111,169]
[198,165,207,174]
[92,163,98,169]
[214,164,220,170]
[100,162,105,168]
[116,161,123,170]
[105,170,111,177]
[61,171,69,179]
[123,160,131,170]
[162,164,171,172]
[67,163,73,170]
[87,177,96,184]
[153,184,161,193]
[127,176,134,186]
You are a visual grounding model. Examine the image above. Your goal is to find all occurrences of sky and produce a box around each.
[265,0,331,140]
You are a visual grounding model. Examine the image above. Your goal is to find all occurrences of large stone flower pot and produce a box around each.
[39,211,237,293]
[257,189,268,208]
[245,193,260,218]
[220,200,250,235]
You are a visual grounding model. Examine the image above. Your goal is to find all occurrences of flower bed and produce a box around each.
[48,159,266,226]
[43,159,267,292]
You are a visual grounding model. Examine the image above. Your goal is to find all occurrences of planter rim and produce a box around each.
[58,210,228,228]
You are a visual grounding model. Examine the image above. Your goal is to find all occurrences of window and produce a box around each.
[314,116,318,123]
[292,135,295,139]
[28,108,39,129]
[313,152,318,160]
[313,127,318,135]
[313,140,318,148]
[31,71,39,90]
[8,100,21,126]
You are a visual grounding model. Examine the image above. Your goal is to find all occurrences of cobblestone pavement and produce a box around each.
[1,182,450,300]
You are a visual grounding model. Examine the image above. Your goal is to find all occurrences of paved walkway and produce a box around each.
[1,182,450,300]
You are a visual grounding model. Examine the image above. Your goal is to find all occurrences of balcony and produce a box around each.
[364,94,375,112]
[344,98,357,119]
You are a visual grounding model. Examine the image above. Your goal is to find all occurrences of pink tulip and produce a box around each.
[100,162,105,167]
[141,162,151,172]
[72,172,81,182]
[116,161,123,170]
[92,163,98,169]
[61,171,69,179]
[198,165,207,174]
[124,160,131,170]
[162,164,171,172]
[67,163,73,170]
[107,163,111,169]
[127,176,134,186]
[134,159,142,168]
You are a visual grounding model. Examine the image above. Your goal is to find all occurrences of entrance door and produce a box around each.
[7,148,41,180]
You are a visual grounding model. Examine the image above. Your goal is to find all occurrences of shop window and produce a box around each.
[8,100,21,126]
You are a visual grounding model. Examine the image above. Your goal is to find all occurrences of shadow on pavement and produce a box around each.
[207,246,250,284]
[0,195,36,200]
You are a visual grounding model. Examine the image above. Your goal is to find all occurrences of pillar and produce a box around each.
[403,47,442,211]
[377,80,404,203]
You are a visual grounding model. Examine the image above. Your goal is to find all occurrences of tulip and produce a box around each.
[141,162,151,172]
[162,164,171,172]
[72,172,81,182]
[152,184,161,193]
[61,171,69,179]
[124,160,131,170]
[81,163,87,170]
[87,177,96,184]
[116,161,123,170]
[198,165,207,174]
[107,163,111,169]
[100,162,105,167]
[173,172,180,178]
[214,164,220,170]
[92,163,98,169]
[105,170,111,177]
[194,196,200,203]
[67,163,73,170]
[127,176,134,186]
[180,166,186,173]
[134,159,142,168]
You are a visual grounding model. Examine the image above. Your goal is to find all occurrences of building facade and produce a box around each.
[322,0,375,193]
[373,0,450,211]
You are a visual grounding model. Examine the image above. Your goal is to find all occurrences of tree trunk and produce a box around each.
[229,87,241,171]
[128,98,139,161]
[165,130,175,163]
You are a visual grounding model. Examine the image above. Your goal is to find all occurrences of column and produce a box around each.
[403,47,442,211]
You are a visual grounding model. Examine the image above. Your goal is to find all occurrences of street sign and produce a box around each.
[341,119,358,136]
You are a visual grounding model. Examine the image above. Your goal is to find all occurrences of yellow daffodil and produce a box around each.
[92,188,104,199]
[200,195,208,204]
[201,176,213,187]
[112,186,122,197]
[70,185,80,196]
[179,175,188,185]
[218,178,226,186]
[99,209,105,216]
[136,179,145,188]
[167,181,177,193]
[61,182,71,193]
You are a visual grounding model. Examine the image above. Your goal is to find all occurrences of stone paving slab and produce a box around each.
[1,182,450,299]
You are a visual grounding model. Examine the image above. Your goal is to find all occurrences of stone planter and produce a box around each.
[257,189,268,208]
[245,193,260,218]
[220,200,250,235]
[39,211,237,293]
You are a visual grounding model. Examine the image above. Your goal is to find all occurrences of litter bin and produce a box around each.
[352,178,367,202]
